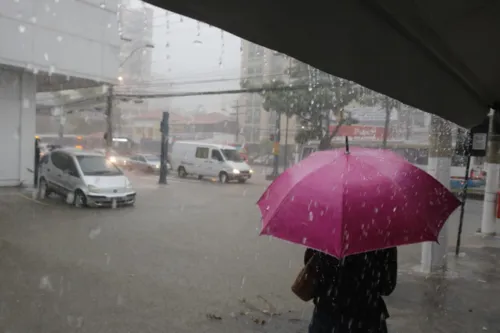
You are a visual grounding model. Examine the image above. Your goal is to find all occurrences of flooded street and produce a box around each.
[0,174,498,333]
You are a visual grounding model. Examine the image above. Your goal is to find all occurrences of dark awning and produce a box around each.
[145,0,500,128]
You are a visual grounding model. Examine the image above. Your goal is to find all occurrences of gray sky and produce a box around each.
[131,1,242,114]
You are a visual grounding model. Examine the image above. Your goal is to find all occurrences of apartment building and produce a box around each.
[239,41,299,144]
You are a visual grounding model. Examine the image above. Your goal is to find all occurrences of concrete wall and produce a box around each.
[0,0,121,83]
[0,68,36,186]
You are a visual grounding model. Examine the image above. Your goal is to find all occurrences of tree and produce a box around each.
[258,60,360,150]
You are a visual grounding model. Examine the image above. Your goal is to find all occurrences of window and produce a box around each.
[51,151,69,171]
[195,147,209,159]
[67,158,80,178]
[76,155,122,176]
[211,149,223,161]
[221,149,242,162]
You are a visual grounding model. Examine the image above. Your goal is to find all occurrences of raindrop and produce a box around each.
[302,237,307,244]
[66,192,74,204]
[44,53,49,61]
[30,17,37,23]
[240,276,246,288]
[39,275,54,292]
[56,36,63,42]
[88,226,101,240]
[308,211,314,221]
[374,207,379,213]
[18,25,26,33]
[100,2,106,9]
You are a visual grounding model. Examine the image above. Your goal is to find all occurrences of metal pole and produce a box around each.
[272,111,281,177]
[284,115,289,169]
[421,115,452,273]
[235,102,239,143]
[34,139,40,187]
[455,153,471,255]
[382,96,390,148]
[159,112,169,185]
[480,110,500,235]
[105,85,114,153]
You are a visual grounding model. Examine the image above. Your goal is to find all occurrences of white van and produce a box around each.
[171,141,253,183]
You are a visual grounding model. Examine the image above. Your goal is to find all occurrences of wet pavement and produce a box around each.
[0,175,498,333]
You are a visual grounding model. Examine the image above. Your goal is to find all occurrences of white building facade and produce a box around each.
[0,0,121,186]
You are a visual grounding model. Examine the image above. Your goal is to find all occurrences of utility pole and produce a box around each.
[480,110,500,235]
[284,115,289,169]
[105,85,114,153]
[421,115,453,273]
[382,96,391,148]
[231,100,241,143]
[159,111,169,185]
[271,111,281,178]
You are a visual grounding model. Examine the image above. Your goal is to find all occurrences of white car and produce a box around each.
[38,148,136,207]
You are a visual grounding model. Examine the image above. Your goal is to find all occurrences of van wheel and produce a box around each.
[219,172,228,183]
[178,167,187,178]
[74,190,87,208]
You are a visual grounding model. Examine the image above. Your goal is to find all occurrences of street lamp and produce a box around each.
[105,40,155,152]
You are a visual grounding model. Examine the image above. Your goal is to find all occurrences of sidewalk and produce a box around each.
[196,200,500,333]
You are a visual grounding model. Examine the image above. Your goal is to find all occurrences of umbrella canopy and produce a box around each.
[145,0,500,128]
[257,148,460,258]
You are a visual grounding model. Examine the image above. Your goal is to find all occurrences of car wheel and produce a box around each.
[178,167,187,178]
[73,189,87,208]
[219,172,228,184]
[38,178,50,199]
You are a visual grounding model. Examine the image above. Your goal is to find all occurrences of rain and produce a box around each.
[0,1,497,333]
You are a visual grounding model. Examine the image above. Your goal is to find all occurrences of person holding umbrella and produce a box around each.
[257,141,460,333]
[303,247,397,333]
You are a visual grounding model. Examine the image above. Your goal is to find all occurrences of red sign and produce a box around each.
[329,125,386,140]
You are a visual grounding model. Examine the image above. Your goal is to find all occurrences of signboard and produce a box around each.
[470,117,489,157]
[455,117,489,157]
[329,125,386,140]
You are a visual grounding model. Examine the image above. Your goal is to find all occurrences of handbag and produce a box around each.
[291,254,318,302]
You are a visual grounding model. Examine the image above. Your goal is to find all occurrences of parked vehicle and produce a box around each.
[38,148,136,207]
[171,141,253,183]
[127,154,171,173]
[93,148,129,168]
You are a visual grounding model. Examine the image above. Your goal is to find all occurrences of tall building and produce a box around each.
[116,3,154,134]
[239,41,298,144]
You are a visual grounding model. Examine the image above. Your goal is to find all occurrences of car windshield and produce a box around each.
[144,155,160,162]
[221,149,242,162]
[76,155,123,176]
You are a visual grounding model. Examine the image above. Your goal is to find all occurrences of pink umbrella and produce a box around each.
[258,147,460,258]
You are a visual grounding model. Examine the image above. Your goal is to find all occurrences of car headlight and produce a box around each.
[88,185,100,193]
[109,156,117,163]
[249,169,253,174]
[232,169,240,174]
[155,164,160,168]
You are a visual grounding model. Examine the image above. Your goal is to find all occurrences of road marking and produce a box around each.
[17,193,50,206]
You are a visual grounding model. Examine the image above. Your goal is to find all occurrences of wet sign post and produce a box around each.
[455,118,489,255]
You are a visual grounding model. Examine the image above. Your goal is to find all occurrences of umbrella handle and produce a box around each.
[345,136,349,154]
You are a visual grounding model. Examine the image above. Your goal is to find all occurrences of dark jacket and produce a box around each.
[305,247,397,333]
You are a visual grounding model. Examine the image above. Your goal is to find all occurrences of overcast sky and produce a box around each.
[129,1,242,114]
